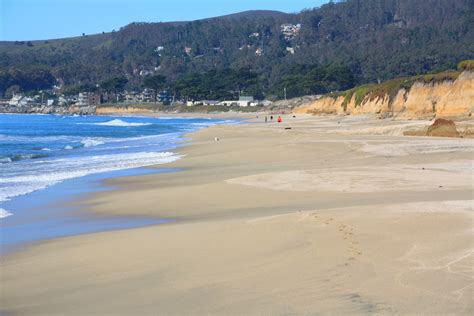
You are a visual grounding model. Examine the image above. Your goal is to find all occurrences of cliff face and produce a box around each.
[295,71,474,119]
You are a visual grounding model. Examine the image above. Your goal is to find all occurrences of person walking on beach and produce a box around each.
[270,116,273,121]
[278,116,282,123]
[265,116,268,123]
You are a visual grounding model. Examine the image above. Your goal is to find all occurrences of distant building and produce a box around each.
[124,91,140,103]
[139,69,154,77]
[219,100,237,107]
[8,94,26,106]
[190,100,219,106]
[8,94,35,107]
[220,96,256,107]
[158,91,172,103]
[58,95,68,106]
[281,23,301,40]
[124,89,168,104]
[77,92,88,106]
[203,100,219,106]
[77,92,100,106]
[142,88,156,103]
[239,96,259,107]
[88,93,101,106]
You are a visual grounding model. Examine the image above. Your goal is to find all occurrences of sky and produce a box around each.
[0,0,328,41]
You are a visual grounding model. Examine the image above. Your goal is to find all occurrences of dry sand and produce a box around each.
[1,114,473,315]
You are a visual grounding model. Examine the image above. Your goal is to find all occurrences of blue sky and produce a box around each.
[0,0,328,41]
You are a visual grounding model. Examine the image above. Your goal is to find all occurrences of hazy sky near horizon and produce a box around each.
[0,0,328,41]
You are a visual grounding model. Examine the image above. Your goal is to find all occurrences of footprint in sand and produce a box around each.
[313,213,363,264]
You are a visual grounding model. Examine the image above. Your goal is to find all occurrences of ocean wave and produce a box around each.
[87,119,153,127]
[0,157,13,164]
[81,138,105,148]
[0,153,49,164]
[0,134,82,142]
[0,151,180,208]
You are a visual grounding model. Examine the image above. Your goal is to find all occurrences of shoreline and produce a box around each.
[0,167,176,255]
[0,113,248,254]
[1,114,473,314]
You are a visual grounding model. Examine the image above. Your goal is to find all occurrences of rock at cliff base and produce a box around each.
[426,119,460,138]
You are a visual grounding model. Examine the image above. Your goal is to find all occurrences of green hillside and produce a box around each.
[1,0,473,100]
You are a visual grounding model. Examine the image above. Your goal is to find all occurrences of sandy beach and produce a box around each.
[1,114,473,315]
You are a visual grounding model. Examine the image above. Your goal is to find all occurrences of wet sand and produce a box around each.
[1,114,473,315]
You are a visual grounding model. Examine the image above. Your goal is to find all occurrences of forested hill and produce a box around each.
[1,0,473,99]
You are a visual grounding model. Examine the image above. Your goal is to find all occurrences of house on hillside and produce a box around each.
[124,91,141,103]
[8,94,26,106]
[281,23,301,40]
[8,94,35,107]
[142,88,156,102]
[158,91,172,103]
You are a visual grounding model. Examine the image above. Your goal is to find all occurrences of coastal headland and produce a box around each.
[1,114,473,315]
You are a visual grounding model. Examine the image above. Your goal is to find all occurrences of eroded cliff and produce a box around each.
[295,71,474,120]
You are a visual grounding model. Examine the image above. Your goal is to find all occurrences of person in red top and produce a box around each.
[277,116,282,123]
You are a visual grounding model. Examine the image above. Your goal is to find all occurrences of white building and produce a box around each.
[187,100,219,107]
[220,96,256,107]
[8,94,34,107]
[281,23,302,40]
[77,92,89,106]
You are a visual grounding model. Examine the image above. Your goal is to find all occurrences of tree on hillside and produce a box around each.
[97,77,128,103]
[1,0,472,97]
[143,75,167,102]
[100,77,128,93]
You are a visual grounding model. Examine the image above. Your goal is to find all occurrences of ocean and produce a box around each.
[0,114,237,250]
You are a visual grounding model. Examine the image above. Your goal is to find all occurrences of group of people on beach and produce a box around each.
[265,116,282,123]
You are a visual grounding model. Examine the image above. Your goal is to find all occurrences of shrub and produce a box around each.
[458,60,474,71]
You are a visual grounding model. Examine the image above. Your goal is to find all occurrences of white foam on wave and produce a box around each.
[0,134,80,142]
[0,157,13,163]
[0,208,13,219]
[90,119,153,127]
[81,138,105,148]
[0,151,181,219]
